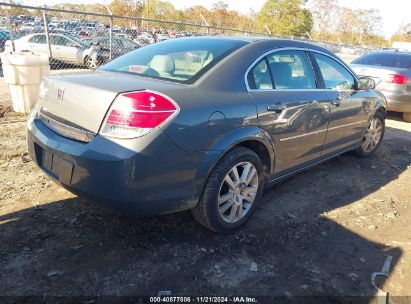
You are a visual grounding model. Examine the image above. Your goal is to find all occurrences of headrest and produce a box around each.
[149,55,175,74]
[270,62,292,85]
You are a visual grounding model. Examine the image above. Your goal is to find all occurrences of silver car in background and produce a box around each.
[6,32,103,69]
[350,50,411,122]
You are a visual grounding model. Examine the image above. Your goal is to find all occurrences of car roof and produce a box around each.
[174,36,334,53]
[125,36,338,65]
[367,50,411,55]
[182,35,307,43]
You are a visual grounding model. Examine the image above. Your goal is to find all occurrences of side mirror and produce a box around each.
[357,77,375,90]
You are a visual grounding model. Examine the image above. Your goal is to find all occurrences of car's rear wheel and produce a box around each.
[192,147,264,233]
[403,112,411,123]
[356,112,385,157]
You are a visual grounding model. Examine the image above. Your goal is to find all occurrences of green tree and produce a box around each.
[308,0,385,47]
[256,0,313,37]
[308,0,338,39]
[390,23,411,43]
[141,0,176,19]
[110,0,143,18]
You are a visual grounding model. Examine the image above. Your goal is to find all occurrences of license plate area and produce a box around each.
[37,144,74,185]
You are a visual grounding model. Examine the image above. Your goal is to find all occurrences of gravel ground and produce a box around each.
[0,79,410,303]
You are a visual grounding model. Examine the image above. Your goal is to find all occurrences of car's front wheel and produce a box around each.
[85,56,98,70]
[356,111,385,157]
[192,147,264,233]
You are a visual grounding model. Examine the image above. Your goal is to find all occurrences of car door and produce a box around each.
[27,34,48,54]
[247,49,330,174]
[310,52,369,156]
[122,39,139,55]
[50,35,79,64]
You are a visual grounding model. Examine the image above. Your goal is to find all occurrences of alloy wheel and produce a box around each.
[86,57,97,70]
[361,117,383,153]
[218,162,259,223]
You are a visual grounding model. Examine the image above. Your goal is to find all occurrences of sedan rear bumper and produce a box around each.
[378,90,411,113]
[27,119,201,216]
[386,98,411,113]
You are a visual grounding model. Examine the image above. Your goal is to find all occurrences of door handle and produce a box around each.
[267,103,286,113]
[331,99,341,106]
[331,93,344,106]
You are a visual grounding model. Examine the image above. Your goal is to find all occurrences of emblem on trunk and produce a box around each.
[57,88,65,100]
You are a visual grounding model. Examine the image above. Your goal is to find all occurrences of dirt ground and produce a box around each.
[0,82,410,303]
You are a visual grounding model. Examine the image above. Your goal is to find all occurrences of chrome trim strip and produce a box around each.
[327,120,367,131]
[38,111,95,143]
[244,47,358,92]
[279,120,367,142]
[279,129,327,142]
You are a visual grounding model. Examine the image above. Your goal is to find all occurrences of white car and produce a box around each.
[5,33,104,69]
[156,34,170,42]
[19,22,35,32]
[135,34,155,46]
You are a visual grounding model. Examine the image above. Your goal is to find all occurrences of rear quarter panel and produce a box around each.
[161,88,259,152]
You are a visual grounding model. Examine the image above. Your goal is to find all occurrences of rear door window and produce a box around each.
[29,34,46,44]
[266,50,317,89]
[51,36,73,46]
[247,50,317,90]
[248,59,273,90]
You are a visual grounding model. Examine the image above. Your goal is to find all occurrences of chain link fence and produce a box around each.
[0,2,376,74]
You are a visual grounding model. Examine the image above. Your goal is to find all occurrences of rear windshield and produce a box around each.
[352,52,411,69]
[100,38,248,84]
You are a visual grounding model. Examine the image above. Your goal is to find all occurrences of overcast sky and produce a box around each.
[25,0,411,38]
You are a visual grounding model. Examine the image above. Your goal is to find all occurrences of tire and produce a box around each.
[85,56,98,70]
[192,147,264,233]
[356,111,385,157]
[403,112,411,123]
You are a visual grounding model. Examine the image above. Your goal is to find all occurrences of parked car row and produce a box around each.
[2,14,209,69]
[2,14,409,123]
[4,31,141,69]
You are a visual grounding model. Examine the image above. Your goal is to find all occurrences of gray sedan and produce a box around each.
[351,50,411,122]
[27,37,387,232]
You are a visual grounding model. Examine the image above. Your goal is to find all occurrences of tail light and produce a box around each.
[386,74,408,85]
[100,90,179,138]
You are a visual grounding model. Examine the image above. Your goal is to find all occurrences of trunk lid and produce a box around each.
[350,63,410,89]
[37,70,183,133]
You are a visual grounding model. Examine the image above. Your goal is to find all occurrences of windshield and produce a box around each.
[100,38,248,83]
[352,52,411,69]
[69,35,89,47]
